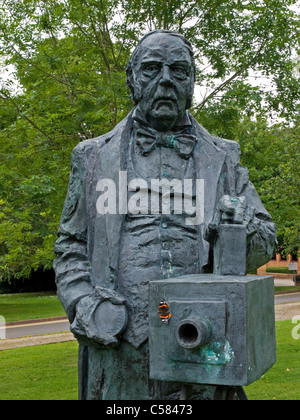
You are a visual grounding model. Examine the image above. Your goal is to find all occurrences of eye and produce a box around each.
[142,63,161,77]
[172,66,188,78]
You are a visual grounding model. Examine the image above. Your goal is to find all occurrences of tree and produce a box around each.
[0,0,299,280]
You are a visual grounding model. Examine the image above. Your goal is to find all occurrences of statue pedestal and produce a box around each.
[149,274,276,386]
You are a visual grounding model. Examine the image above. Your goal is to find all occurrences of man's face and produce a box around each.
[133,33,193,131]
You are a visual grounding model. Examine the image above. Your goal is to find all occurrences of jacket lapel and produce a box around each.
[101,113,133,277]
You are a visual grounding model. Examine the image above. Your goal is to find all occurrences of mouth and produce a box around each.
[153,98,176,110]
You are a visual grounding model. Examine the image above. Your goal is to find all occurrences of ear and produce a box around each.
[126,66,141,104]
[186,76,195,109]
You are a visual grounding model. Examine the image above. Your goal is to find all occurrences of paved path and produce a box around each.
[4,317,70,339]
[274,279,296,287]
[0,316,74,350]
[0,332,75,350]
[275,292,300,305]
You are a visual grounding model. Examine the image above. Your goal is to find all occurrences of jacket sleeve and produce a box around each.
[53,143,94,323]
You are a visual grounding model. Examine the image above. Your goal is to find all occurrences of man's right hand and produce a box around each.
[70,289,127,348]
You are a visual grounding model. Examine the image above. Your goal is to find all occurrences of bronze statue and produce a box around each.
[54,30,277,400]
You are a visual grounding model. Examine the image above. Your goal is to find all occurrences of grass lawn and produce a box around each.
[274,286,300,293]
[0,292,65,322]
[246,320,300,400]
[0,320,299,400]
[0,341,78,400]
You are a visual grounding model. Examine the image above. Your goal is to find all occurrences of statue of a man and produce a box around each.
[54,30,277,400]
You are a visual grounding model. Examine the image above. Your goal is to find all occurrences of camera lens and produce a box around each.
[175,317,212,349]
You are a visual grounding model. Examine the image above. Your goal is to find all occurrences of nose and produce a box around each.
[159,65,174,86]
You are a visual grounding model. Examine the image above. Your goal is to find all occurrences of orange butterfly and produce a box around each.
[158,299,171,324]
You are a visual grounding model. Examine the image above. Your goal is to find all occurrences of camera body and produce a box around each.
[149,274,276,386]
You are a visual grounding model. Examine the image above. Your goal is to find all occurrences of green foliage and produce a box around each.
[236,119,300,256]
[0,0,299,281]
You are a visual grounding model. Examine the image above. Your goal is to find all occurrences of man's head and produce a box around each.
[126,30,196,131]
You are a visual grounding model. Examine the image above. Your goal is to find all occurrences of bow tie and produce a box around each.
[135,126,197,159]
